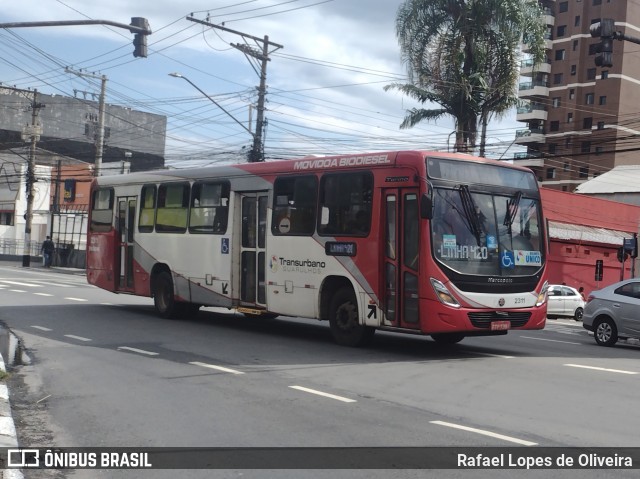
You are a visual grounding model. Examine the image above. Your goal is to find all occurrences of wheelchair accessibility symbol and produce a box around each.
[221,238,229,254]
[501,251,515,269]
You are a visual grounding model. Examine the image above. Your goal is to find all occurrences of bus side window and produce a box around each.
[272,176,317,236]
[318,172,372,236]
[138,185,156,233]
[90,188,114,232]
[156,183,189,233]
[189,182,230,234]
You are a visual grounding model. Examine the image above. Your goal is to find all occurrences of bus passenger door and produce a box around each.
[116,196,137,292]
[382,189,421,329]
[238,192,268,308]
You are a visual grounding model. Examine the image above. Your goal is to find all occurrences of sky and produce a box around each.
[0,0,524,168]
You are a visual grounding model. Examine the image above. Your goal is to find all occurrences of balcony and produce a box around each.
[542,6,555,27]
[512,152,544,168]
[515,128,546,145]
[520,58,552,76]
[518,80,550,99]
[516,103,548,122]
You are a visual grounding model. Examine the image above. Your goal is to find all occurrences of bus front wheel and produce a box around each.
[153,271,179,319]
[329,288,375,347]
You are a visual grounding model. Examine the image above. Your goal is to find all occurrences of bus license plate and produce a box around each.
[491,321,511,331]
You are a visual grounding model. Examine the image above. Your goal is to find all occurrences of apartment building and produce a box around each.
[516,0,640,191]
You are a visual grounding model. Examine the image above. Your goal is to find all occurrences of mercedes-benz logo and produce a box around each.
[498,298,505,307]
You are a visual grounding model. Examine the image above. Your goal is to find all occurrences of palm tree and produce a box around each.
[386,0,547,155]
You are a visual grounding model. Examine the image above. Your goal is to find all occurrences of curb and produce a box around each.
[0,353,23,479]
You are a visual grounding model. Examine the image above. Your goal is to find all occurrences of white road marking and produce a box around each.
[0,280,41,287]
[520,336,581,345]
[117,346,159,356]
[34,293,54,297]
[190,362,245,375]
[31,326,52,331]
[65,297,88,302]
[289,385,357,403]
[9,289,26,293]
[64,335,92,342]
[430,420,538,446]
[564,364,638,375]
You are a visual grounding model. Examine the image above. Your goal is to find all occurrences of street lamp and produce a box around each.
[168,73,262,161]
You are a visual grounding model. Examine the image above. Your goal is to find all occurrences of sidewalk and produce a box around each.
[0,350,23,479]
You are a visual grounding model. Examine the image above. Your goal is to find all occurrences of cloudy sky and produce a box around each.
[1,0,523,167]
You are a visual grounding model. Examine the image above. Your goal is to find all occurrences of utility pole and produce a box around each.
[66,68,107,176]
[21,90,45,267]
[186,16,283,162]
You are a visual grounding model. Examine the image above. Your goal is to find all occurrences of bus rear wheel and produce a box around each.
[431,333,465,345]
[329,288,375,347]
[153,271,180,319]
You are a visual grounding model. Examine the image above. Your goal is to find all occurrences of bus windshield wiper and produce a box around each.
[458,185,482,246]
[503,191,522,232]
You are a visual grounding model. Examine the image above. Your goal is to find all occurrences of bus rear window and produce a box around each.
[90,188,114,232]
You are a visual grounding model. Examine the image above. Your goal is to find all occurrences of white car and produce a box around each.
[546,285,586,321]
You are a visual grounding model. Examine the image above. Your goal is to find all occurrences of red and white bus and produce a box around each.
[87,150,548,346]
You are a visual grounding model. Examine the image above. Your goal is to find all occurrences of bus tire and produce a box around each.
[329,288,375,347]
[431,333,465,345]
[153,271,180,319]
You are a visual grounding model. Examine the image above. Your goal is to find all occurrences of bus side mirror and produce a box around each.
[420,193,433,219]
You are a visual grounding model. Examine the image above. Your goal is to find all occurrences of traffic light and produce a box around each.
[130,17,150,58]
[617,246,628,263]
[590,18,615,68]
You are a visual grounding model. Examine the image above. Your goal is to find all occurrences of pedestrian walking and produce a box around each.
[41,236,55,268]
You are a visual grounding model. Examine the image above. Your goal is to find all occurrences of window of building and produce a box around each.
[567,112,573,123]
[546,168,557,179]
[575,16,581,27]
[581,141,591,153]
[579,166,590,178]
[593,0,601,5]
[557,25,567,37]
[550,121,560,132]
[595,146,604,155]
[559,1,568,12]
[588,43,598,55]
[572,39,579,51]
[138,185,156,233]
[587,68,596,80]
[563,162,570,171]
[571,64,576,75]
[0,212,14,226]
[569,89,575,100]
[318,172,373,236]
[156,183,189,233]
[585,93,594,104]
[272,176,318,236]
[555,49,566,61]
[190,182,230,234]
[601,70,609,79]
[597,121,605,130]
[552,97,561,108]
[549,143,557,154]
[583,117,593,129]
[565,137,571,148]
[554,73,564,84]
[562,186,568,191]
[599,95,607,105]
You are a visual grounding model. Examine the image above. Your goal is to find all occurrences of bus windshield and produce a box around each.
[431,187,543,276]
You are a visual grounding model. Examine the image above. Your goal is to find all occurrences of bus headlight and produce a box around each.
[430,278,460,308]
[535,281,549,307]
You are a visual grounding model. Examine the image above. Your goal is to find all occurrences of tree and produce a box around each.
[386,0,547,155]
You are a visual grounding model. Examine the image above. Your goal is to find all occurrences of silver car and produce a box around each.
[582,279,640,347]
[546,285,585,321]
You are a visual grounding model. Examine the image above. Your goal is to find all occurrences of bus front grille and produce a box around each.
[467,311,531,329]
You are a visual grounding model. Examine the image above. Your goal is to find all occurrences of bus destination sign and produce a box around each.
[325,242,357,257]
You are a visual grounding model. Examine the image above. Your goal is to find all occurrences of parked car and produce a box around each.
[546,285,586,321]
[582,279,640,347]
